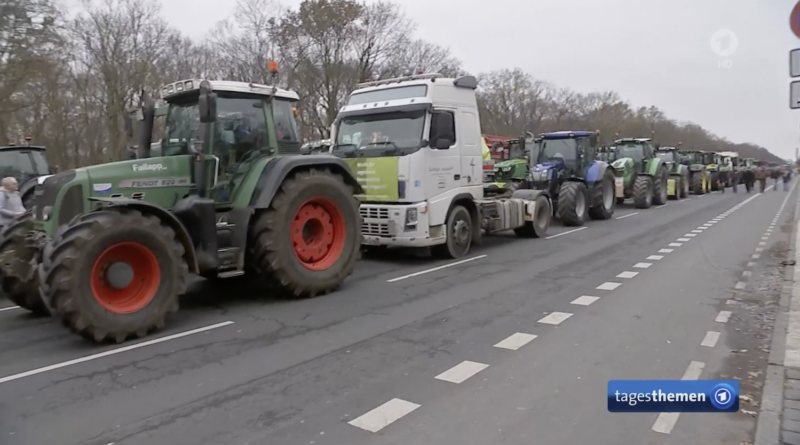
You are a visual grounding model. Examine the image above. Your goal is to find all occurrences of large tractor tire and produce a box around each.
[588,170,615,220]
[708,172,719,191]
[679,175,689,198]
[557,181,588,226]
[513,192,551,238]
[633,175,654,209]
[248,167,362,296]
[691,173,704,195]
[0,211,48,315]
[652,169,669,205]
[432,205,472,259]
[38,208,188,343]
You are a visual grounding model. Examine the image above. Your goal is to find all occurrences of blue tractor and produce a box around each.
[527,131,616,226]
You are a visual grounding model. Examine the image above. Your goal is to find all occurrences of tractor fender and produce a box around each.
[440,193,480,245]
[646,158,665,176]
[585,161,610,184]
[250,155,364,209]
[87,197,199,273]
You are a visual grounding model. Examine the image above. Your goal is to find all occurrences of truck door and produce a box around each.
[426,109,461,198]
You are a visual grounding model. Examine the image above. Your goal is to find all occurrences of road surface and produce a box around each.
[0,181,794,445]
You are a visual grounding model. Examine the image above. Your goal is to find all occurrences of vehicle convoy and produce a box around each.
[484,135,538,197]
[680,149,710,194]
[329,73,553,259]
[527,131,616,226]
[0,67,364,343]
[655,145,689,199]
[0,142,54,208]
[609,137,669,208]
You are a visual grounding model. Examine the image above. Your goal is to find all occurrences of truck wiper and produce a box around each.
[366,141,400,155]
[332,143,357,158]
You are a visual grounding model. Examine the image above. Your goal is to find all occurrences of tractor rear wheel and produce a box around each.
[691,173,704,194]
[588,170,615,220]
[652,170,668,205]
[633,176,654,209]
[0,211,48,315]
[248,167,361,297]
[679,176,689,198]
[557,181,588,226]
[39,208,187,343]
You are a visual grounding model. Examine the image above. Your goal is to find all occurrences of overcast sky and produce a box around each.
[160,0,800,159]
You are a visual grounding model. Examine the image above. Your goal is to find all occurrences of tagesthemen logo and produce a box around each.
[711,383,736,410]
[608,380,740,413]
[132,163,167,172]
[710,29,738,57]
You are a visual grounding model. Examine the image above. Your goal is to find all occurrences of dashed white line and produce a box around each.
[647,255,664,260]
[616,271,639,279]
[668,243,683,247]
[715,311,732,323]
[633,262,652,269]
[684,234,697,237]
[0,306,20,312]
[742,270,752,277]
[386,255,488,283]
[435,360,489,384]
[748,262,757,267]
[691,230,703,233]
[752,254,761,259]
[659,249,674,253]
[538,312,573,325]
[676,238,691,242]
[596,282,621,291]
[735,282,747,290]
[571,295,600,306]
[758,242,766,246]
[545,227,587,239]
[755,247,764,252]
[494,333,537,350]
[0,321,236,385]
[651,361,705,434]
[615,212,639,220]
[348,398,421,433]
[701,331,721,348]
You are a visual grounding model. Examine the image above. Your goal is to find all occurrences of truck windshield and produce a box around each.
[615,144,644,162]
[333,110,425,156]
[538,139,577,163]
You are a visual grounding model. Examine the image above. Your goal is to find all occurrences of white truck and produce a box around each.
[329,73,553,259]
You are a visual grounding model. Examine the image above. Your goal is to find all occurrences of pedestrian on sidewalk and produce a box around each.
[0,177,26,227]
[783,166,791,191]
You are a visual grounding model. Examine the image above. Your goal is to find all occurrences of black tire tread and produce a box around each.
[588,170,615,220]
[632,175,653,209]
[557,181,586,227]
[0,210,48,315]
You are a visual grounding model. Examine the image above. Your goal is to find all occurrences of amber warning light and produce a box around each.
[268,61,279,74]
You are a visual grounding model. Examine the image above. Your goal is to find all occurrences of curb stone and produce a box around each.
[755,180,798,445]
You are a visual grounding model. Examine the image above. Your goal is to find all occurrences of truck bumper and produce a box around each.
[360,203,444,248]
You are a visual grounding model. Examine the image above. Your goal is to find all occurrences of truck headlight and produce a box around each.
[405,208,417,228]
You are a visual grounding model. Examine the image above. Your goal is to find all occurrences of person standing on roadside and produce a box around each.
[0,177,26,227]
[783,166,791,191]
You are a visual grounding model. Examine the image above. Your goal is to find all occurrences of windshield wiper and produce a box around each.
[366,141,400,155]
[332,143,357,158]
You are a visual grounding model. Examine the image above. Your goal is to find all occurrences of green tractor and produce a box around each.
[609,137,670,208]
[679,149,710,194]
[483,136,539,197]
[0,76,363,343]
[654,146,689,199]
[703,151,722,191]
[596,146,617,163]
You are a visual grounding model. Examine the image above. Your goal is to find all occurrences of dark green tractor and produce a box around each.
[609,137,670,208]
[678,149,709,194]
[0,75,363,343]
[655,146,689,199]
[483,136,539,197]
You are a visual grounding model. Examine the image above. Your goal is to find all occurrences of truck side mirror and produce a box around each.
[435,138,452,149]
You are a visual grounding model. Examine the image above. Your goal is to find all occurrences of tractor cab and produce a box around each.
[0,144,53,208]
[655,146,680,169]
[597,146,617,163]
[613,138,656,173]
[529,130,599,195]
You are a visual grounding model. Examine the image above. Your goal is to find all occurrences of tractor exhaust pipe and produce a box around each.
[138,89,156,159]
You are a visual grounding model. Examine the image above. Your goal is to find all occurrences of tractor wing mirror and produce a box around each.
[198,80,217,124]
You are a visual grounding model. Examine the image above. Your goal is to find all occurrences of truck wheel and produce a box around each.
[691,174,704,194]
[0,211,48,316]
[557,181,587,226]
[633,176,653,209]
[39,208,188,343]
[248,167,361,297]
[652,170,668,205]
[514,194,551,238]
[432,205,472,259]
[588,170,615,220]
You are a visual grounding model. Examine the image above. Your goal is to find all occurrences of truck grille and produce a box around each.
[359,207,389,219]
[359,206,390,237]
[362,222,390,236]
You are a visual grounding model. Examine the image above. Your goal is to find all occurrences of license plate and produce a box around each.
[362,237,381,246]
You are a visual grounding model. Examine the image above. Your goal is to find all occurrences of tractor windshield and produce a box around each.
[656,151,677,163]
[0,149,49,185]
[615,144,644,162]
[538,139,577,164]
[333,110,425,157]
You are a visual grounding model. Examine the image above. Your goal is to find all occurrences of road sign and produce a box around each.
[791,81,800,109]
[792,0,800,39]
[792,49,800,77]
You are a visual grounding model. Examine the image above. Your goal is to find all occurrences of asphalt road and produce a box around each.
[0,180,795,445]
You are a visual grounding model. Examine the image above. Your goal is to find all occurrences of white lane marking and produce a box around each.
[676,238,691,242]
[647,255,664,260]
[668,243,683,247]
[616,271,639,279]
[633,262,652,268]
[702,224,713,227]
[748,262,757,267]
[615,212,639,220]
[386,255,488,283]
[435,360,489,384]
[735,282,747,290]
[596,282,621,291]
[538,312,573,325]
[752,254,761,259]
[348,398,420,433]
[701,331,721,347]
[0,321,235,385]
[655,204,669,208]
[571,295,600,306]
[759,242,766,246]
[691,230,703,233]
[742,270,752,277]
[651,361,705,434]
[494,333,537,350]
[659,249,674,253]
[715,311,732,323]
[545,227,587,240]
[755,247,764,252]
[697,227,707,230]
[726,299,738,305]
[684,234,697,237]
[0,306,20,312]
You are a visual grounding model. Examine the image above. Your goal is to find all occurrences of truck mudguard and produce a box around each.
[250,155,364,209]
[87,197,199,273]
